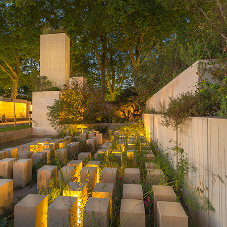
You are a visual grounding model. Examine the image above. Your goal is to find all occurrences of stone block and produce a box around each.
[55,148,68,165]
[32,151,47,165]
[87,160,101,182]
[67,160,83,181]
[18,151,33,160]
[0,158,16,179]
[124,168,140,184]
[30,144,42,153]
[0,151,6,160]
[157,201,188,227]
[43,143,54,149]
[127,150,134,159]
[147,169,165,186]
[59,166,77,183]
[48,141,58,150]
[101,168,117,185]
[67,142,79,158]
[96,133,102,145]
[128,144,136,150]
[48,196,77,227]
[102,144,111,149]
[120,199,145,227]
[80,167,97,193]
[37,165,57,192]
[78,152,91,161]
[14,194,48,227]
[80,133,87,141]
[42,148,54,163]
[13,159,32,188]
[145,162,159,169]
[128,136,135,144]
[152,185,177,223]
[92,183,114,199]
[123,184,143,200]
[0,179,13,216]
[86,139,95,151]
[114,153,122,162]
[88,133,95,139]
[4,147,18,158]
[59,142,68,149]
[114,131,119,137]
[91,136,98,147]
[83,197,110,227]
[146,153,155,161]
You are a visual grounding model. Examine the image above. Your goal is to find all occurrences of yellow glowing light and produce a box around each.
[0,101,26,118]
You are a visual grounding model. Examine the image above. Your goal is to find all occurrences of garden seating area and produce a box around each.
[0,124,189,227]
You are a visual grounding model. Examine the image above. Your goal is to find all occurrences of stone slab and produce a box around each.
[4,147,18,158]
[80,133,87,141]
[59,166,77,183]
[86,139,95,151]
[0,151,6,160]
[14,194,48,227]
[96,133,102,145]
[55,148,68,165]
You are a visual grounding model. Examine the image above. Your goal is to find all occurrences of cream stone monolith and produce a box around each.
[157,201,188,227]
[120,199,145,227]
[80,167,97,193]
[14,194,48,227]
[0,158,16,179]
[13,159,32,188]
[55,148,68,165]
[101,168,117,185]
[96,133,102,145]
[59,166,77,183]
[83,197,110,227]
[124,168,140,184]
[147,169,164,185]
[123,184,143,200]
[78,152,91,161]
[37,165,57,192]
[0,179,13,216]
[47,196,77,227]
[32,151,47,165]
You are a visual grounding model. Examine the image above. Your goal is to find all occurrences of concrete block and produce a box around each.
[37,165,57,192]
[67,142,79,158]
[0,179,13,216]
[146,153,155,161]
[48,196,77,227]
[145,162,159,169]
[13,159,32,188]
[32,152,47,165]
[78,152,91,161]
[128,144,136,150]
[86,139,95,151]
[101,168,117,185]
[91,136,98,147]
[157,201,188,227]
[67,160,83,181]
[42,148,54,163]
[0,158,16,179]
[14,194,48,227]
[83,197,110,227]
[80,133,87,141]
[43,143,54,149]
[80,167,97,193]
[147,169,165,186]
[88,133,95,139]
[48,141,57,150]
[153,185,177,224]
[124,168,140,184]
[102,144,111,149]
[55,148,68,165]
[114,131,119,137]
[128,136,135,144]
[0,151,6,160]
[123,184,143,200]
[92,183,114,199]
[4,147,18,158]
[59,166,77,183]
[120,199,145,227]
[59,142,68,149]
[18,151,33,160]
[30,144,42,153]
[87,160,101,182]
[114,153,122,162]
[96,133,102,145]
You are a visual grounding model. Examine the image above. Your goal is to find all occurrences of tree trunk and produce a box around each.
[11,79,19,99]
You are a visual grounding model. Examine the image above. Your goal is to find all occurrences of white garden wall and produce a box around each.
[143,113,227,227]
